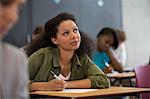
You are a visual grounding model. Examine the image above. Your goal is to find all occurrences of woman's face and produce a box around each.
[97,34,114,51]
[0,0,26,38]
[52,20,81,52]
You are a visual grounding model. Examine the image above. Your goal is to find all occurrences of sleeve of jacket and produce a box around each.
[82,55,110,88]
[28,49,44,81]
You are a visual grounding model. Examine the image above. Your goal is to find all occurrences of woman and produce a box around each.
[92,27,124,73]
[27,12,110,91]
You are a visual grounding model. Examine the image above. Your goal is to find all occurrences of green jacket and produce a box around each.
[28,47,110,88]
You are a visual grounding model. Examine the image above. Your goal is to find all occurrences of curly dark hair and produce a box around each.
[26,12,94,57]
[97,27,119,49]
[78,30,95,58]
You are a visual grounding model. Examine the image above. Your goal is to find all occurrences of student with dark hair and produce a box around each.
[31,26,44,41]
[28,12,110,91]
[92,27,124,73]
[21,26,44,53]
[0,0,29,98]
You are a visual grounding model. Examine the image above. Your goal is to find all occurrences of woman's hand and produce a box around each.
[29,79,67,91]
[47,79,67,91]
[103,66,114,74]
[106,48,124,72]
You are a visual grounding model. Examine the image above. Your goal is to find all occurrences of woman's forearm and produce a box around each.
[107,49,124,72]
[29,82,50,91]
[66,78,91,88]
[30,79,67,91]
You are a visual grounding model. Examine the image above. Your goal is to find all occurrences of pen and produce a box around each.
[50,71,61,80]
[104,60,115,73]
[104,60,110,67]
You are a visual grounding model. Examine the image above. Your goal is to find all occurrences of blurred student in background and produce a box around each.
[111,29,127,66]
[0,0,29,98]
[27,12,110,91]
[31,26,44,41]
[21,26,44,53]
[92,27,123,73]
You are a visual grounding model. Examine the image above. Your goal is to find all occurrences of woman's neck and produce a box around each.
[59,48,74,65]
[60,51,74,64]
[59,48,74,76]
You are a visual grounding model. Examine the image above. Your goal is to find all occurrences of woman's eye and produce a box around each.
[63,32,69,36]
[73,29,78,33]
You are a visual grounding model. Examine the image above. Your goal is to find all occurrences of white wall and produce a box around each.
[122,0,150,66]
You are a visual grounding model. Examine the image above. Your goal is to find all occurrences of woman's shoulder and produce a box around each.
[34,46,55,55]
[92,50,106,58]
[78,54,92,63]
[28,47,57,59]
[78,53,88,58]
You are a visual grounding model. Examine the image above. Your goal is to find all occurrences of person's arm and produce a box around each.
[28,51,44,80]
[66,78,91,88]
[106,49,124,72]
[115,43,127,66]
[81,55,110,88]
[30,79,67,91]
[28,48,68,91]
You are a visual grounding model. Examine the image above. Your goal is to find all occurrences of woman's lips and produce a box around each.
[70,41,79,46]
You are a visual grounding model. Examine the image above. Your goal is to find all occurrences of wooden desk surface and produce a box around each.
[30,87,150,98]
[106,72,135,78]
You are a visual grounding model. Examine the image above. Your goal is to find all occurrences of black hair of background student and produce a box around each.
[97,27,119,50]
[26,13,94,57]
[31,26,44,41]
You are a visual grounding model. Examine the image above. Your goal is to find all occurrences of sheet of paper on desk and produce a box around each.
[61,89,98,93]
[33,89,98,94]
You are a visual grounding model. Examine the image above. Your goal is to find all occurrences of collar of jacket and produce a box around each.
[52,47,82,68]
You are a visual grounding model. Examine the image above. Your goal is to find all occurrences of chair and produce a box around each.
[134,64,150,98]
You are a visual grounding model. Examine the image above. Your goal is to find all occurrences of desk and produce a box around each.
[107,72,135,86]
[124,67,134,72]
[30,87,150,98]
[106,72,135,78]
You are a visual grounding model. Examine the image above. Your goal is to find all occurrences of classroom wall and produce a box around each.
[5,0,149,67]
[4,0,122,47]
[31,0,122,40]
[122,0,150,66]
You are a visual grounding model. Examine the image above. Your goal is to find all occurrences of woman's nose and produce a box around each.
[70,32,78,39]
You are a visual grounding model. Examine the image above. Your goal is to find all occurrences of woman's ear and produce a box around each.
[51,37,58,44]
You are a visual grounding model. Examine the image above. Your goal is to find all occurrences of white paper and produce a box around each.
[61,89,98,93]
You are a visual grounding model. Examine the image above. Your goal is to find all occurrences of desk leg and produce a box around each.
[110,78,122,86]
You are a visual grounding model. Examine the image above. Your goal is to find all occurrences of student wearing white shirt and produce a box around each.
[0,0,29,98]
[111,29,127,66]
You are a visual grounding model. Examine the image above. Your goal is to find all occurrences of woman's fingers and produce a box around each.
[48,79,67,90]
